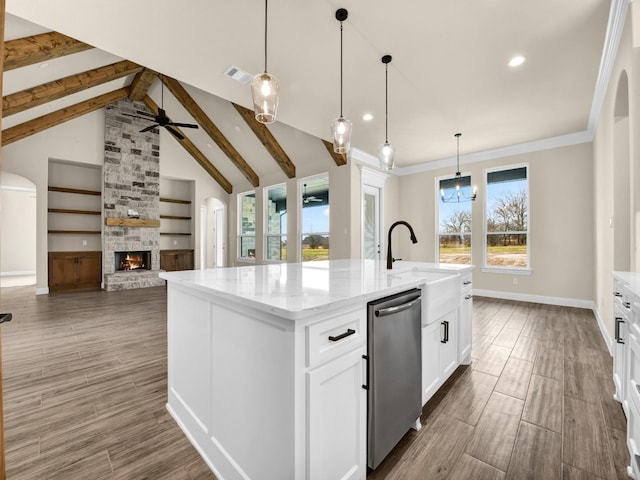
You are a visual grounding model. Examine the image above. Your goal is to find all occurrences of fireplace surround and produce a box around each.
[115,251,151,271]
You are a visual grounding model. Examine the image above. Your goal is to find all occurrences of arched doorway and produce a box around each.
[200,198,225,269]
[0,173,37,287]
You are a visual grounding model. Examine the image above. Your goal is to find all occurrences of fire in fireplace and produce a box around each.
[115,251,151,271]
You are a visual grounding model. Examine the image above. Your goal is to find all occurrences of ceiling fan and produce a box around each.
[303,183,322,204]
[124,76,198,140]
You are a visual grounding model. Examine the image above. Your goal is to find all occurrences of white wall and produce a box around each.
[0,173,36,274]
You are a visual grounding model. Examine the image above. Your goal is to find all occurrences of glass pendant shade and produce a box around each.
[331,115,352,154]
[378,141,395,170]
[251,72,279,124]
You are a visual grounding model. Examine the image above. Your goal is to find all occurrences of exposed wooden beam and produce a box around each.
[3,60,142,118]
[162,76,260,188]
[2,88,129,146]
[129,68,157,101]
[142,95,232,194]
[4,31,93,71]
[231,103,296,179]
[321,140,348,166]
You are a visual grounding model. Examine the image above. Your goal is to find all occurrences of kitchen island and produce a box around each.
[160,259,473,480]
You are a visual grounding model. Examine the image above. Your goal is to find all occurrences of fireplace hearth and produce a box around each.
[115,251,151,271]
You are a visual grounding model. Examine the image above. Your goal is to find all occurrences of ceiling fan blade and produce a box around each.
[134,110,155,118]
[169,123,199,129]
[165,126,185,140]
[140,124,158,133]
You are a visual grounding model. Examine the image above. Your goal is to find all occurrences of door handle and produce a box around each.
[441,320,449,343]
[615,317,625,344]
[0,313,12,324]
[362,354,369,390]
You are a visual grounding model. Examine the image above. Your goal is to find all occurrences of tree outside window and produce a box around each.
[265,184,287,262]
[238,191,256,259]
[438,175,472,264]
[485,166,528,268]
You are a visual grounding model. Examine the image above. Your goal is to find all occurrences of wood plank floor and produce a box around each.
[0,287,629,479]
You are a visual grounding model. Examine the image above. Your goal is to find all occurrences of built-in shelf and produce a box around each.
[160,215,192,220]
[160,197,191,205]
[48,230,102,235]
[160,232,192,236]
[48,208,101,215]
[48,186,101,196]
[105,218,161,227]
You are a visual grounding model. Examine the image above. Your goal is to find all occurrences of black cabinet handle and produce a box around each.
[614,291,623,297]
[441,320,449,343]
[615,317,625,344]
[465,295,473,300]
[624,302,631,309]
[328,328,356,342]
[362,354,369,390]
[463,281,472,285]
[0,313,12,324]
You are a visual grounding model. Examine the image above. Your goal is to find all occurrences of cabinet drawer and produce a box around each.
[307,309,366,368]
[628,398,640,476]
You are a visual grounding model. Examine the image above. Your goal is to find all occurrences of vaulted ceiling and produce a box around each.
[3,1,613,189]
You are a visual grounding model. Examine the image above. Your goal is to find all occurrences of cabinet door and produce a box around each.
[307,346,366,480]
[458,293,472,365]
[614,304,627,404]
[177,251,194,271]
[76,253,101,289]
[48,255,76,290]
[440,309,458,378]
[161,252,177,272]
[422,322,443,404]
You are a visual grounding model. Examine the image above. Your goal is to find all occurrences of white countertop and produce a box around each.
[160,259,473,320]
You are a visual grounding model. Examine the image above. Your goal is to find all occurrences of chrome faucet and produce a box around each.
[387,221,418,269]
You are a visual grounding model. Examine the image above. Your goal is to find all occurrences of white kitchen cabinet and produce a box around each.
[458,273,473,364]
[307,346,367,480]
[614,280,630,416]
[422,308,458,404]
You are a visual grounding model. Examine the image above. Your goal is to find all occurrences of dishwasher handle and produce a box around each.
[374,297,421,317]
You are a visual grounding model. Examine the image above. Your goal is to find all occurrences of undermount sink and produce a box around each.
[419,272,461,325]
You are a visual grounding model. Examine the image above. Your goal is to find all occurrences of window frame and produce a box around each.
[435,172,474,265]
[237,190,256,262]
[482,163,531,274]
[264,183,287,263]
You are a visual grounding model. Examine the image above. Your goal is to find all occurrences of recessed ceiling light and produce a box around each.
[363,113,373,121]
[508,56,526,67]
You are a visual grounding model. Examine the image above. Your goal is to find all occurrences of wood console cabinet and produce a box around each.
[160,249,194,272]
[48,251,102,293]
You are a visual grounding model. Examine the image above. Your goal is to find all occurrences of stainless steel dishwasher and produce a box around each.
[366,288,422,470]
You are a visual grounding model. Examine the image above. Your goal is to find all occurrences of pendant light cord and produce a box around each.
[264,0,268,73]
[339,21,344,117]
[385,63,389,143]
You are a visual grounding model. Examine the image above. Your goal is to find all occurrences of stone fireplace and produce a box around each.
[102,98,165,291]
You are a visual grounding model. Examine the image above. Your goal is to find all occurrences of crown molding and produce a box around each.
[393,130,593,176]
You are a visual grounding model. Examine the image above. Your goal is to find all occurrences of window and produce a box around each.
[238,191,256,259]
[301,174,329,262]
[437,175,472,264]
[265,184,287,262]
[485,166,528,269]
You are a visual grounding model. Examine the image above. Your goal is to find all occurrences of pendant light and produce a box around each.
[378,55,395,170]
[440,133,478,203]
[251,0,279,124]
[330,8,352,154]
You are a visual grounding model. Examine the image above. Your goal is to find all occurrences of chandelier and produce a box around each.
[440,133,477,203]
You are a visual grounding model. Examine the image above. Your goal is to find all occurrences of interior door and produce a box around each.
[362,185,381,261]
[214,205,224,267]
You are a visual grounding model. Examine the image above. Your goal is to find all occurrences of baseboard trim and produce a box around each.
[0,271,36,277]
[474,288,613,356]
[35,287,49,295]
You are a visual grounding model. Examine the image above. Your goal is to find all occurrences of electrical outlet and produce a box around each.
[512,277,518,285]
[173,240,177,246]
[82,239,88,246]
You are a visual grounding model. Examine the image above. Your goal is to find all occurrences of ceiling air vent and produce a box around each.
[224,65,253,85]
